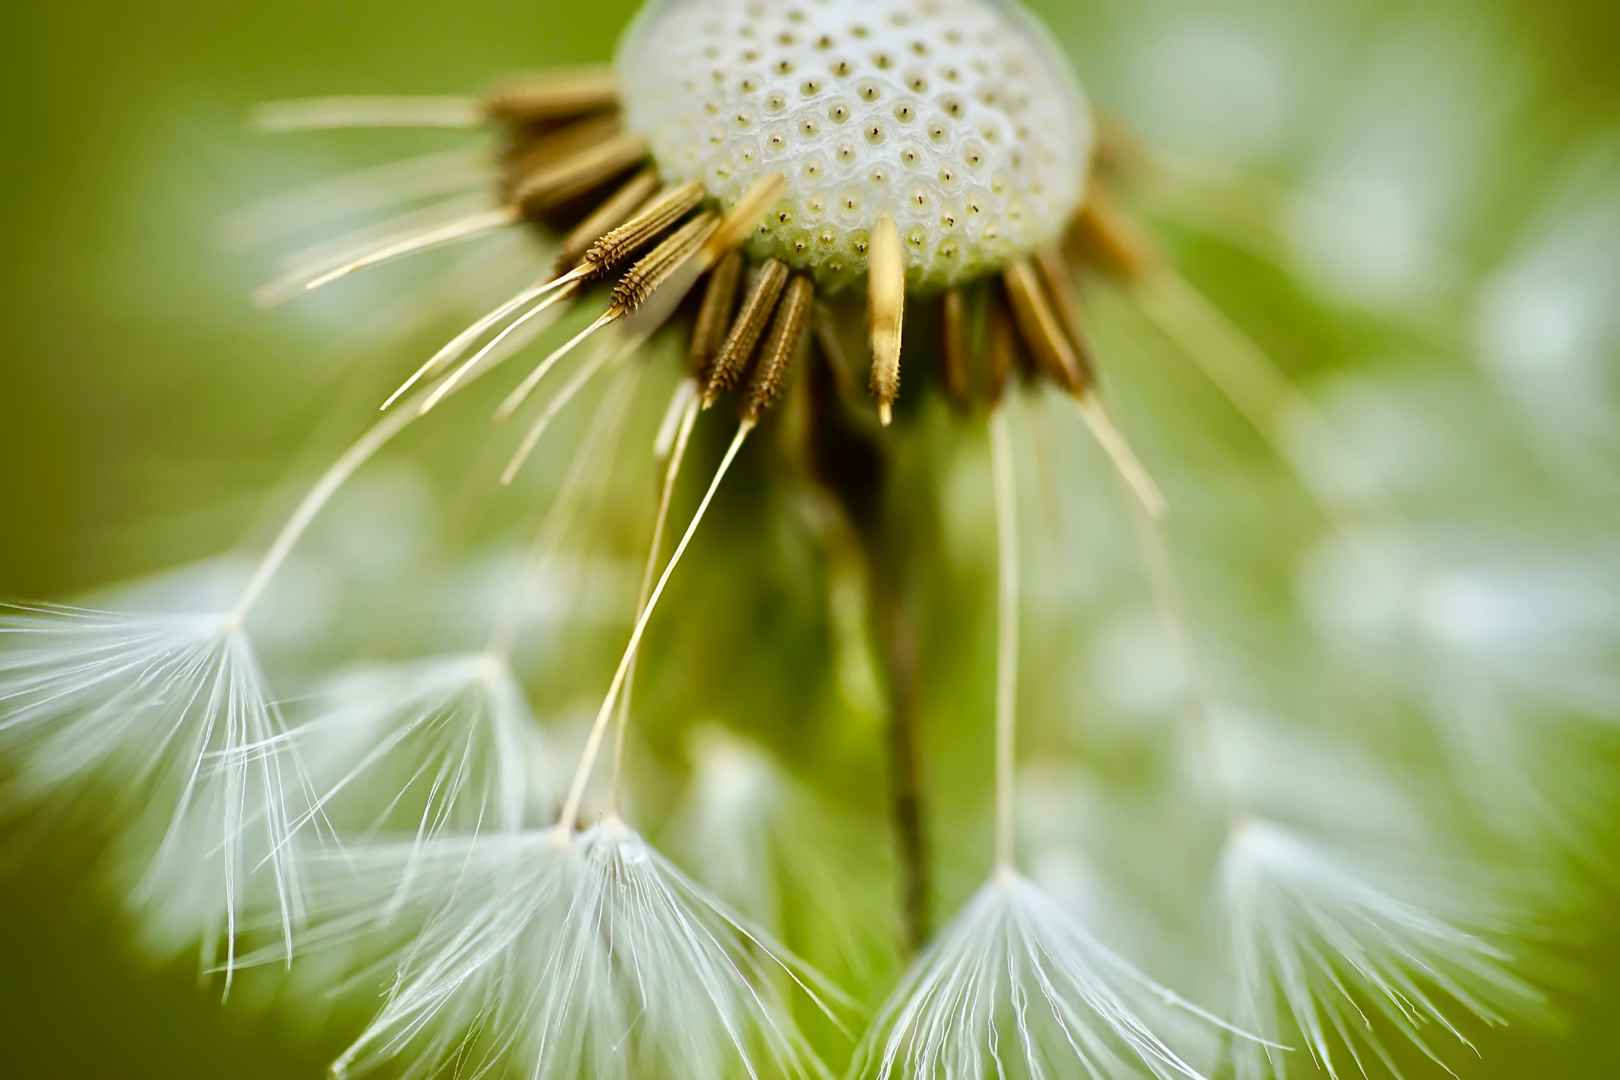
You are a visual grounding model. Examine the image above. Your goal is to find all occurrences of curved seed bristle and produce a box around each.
[941,287,972,414]
[584,181,706,272]
[1075,391,1167,518]
[704,259,789,405]
[251,95,483,133]
[868,215,906,427]
[689,249,745,380]
[610,211,720,313]
[1002,259,1084,394]
[482,67,619,125]
[747,275,815,419]
[302,206,519,292]
[553,170,661,275]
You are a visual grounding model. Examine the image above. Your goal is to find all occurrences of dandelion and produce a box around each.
[3,0,1611,1077]
[853,400,1231,1079]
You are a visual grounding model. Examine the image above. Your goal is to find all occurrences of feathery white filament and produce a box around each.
[0,606,309,986]
[557,418,754,830]
[858,873,1208,1080]
[609,387,701,811]
[988,406,1021,869]
[486,363,642,659]
[1219,821,1535,1080]
[252,95,485,133]
[293,654,545,857]
[328,819,832,1079]
[302,206,520,293]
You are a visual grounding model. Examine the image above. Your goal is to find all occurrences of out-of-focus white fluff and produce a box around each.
[1216,819,1537,1080]
[292,652,551,846]
[327,816,835,1080]
[671,724,897,977]
[0,603,309,979]
[857,870,1216,1080]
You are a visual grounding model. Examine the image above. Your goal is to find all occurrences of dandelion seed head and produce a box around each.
[617,0,1091,290]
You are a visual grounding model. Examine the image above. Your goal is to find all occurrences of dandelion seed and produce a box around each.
[327,817,836,1080]
[1217,821,1539,1080]
[0,602,309,984]
[858,405,1232,1079]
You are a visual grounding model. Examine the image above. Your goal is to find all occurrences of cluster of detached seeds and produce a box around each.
[618,0,1091,292]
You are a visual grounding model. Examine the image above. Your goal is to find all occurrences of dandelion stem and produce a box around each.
[484,365,641,664]
[556,418,753,830]
[988,406,1021,871]
[607,388,701,814]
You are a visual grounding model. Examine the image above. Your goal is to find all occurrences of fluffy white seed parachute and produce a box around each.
[856,870,1214,1080]
[1216,820,1538,1080]
[0,603,309,981]
[326,815,836,1080]
[289,652,551,853]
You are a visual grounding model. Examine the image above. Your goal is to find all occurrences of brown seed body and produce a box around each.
[689,249,745,380]
[747,275,815,418]
[483,67,620,125]
[553,170,661,275]
[513,132,651,215]
[1003,259,1086,395]
[584,182,706,272]
[705,259,790,403]
[611,212,719,311]
[940,288,972,414]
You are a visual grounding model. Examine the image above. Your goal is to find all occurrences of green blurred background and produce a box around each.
[2,0,1617,1075]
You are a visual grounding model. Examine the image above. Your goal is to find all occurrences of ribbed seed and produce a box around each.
[689,249,745,379]
[1068,184,1155,281]
[700,172,788,268]
[985,288,1017,406]
[867,216,906,426]
[553,170,660,275]
[705,259,789,403]
[1033,249,1096,387]
[483,67,619,125]
[513,132,650,215]
[1003,259,1084,395]
[941,287,972,414]
[584,182,706,272]
[611,212,719,312]
[747,275,815,418]
[503,114,621,202]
